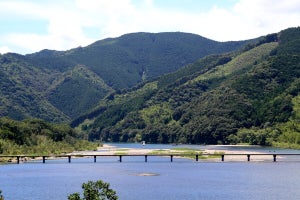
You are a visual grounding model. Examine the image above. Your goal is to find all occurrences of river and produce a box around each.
[1,144,300,200]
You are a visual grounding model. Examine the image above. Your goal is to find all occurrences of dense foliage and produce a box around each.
[27,32,250,89]
[78,27,300,146]
[0,117,97,156]
[47,66,112,119]
[0,32,251,122]
[1,28,300,147]
[0,53,70,122]
[68,180,118,200]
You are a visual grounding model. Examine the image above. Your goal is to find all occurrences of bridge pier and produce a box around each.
[1,153,293,164]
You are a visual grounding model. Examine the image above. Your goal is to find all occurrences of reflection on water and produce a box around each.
[1,144,300,200]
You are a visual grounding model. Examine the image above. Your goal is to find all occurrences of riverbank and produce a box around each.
[69,144,283,162]
[1,143,294,163]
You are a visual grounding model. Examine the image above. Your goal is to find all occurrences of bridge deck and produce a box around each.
[1,153,299,163]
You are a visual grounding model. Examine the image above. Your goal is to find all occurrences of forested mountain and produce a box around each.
[0,32,251,122]
[76,27,300,146]
[26,32,250,89]
[0,117,97,155]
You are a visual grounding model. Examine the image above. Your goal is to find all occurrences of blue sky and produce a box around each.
[0,0,299,54]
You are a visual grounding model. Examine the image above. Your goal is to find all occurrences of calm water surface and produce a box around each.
[1,144,300,200]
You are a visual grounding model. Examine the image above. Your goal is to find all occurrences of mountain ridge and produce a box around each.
[75,27,300,145]
[0,31,253,122]
[26,32,253,88]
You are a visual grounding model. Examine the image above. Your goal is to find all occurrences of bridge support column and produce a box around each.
[247,154,250,162]
[273,154,277,162]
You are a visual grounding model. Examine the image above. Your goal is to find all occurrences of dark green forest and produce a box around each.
[76,27,300,148]
[0,32,250,122]
[0,28,300,151]
[0,117,97,156]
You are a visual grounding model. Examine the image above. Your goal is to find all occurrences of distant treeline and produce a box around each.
[0,117,97,155]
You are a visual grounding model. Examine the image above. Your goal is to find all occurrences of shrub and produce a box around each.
[0,190,4,200]
[68,180,118,200]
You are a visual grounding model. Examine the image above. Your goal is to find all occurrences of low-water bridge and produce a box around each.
[0,153,298,164]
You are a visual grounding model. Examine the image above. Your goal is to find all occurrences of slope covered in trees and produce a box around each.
[77,27,300,146]
[0,32,251,122]
[26,32,251,89]
[0,117,97,156]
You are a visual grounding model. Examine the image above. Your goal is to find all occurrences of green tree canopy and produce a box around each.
[68,180,118,200]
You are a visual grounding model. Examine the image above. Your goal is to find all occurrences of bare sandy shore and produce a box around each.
[1,144,281,164]
[202,149,279,162]
[69,144,281,162]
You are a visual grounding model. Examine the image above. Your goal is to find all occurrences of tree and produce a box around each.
[0,190,4,200]
[68,180,118,200]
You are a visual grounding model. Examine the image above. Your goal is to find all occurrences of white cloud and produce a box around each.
[74,0,139,38]
[0,46,12,54]
[0,0,299,54]
[0,1,46,19]
[232,0,300,37]
[4,32,93,54]
[176,0,300,41]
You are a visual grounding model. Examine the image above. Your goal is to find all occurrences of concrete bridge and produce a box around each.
[0,153,298,164]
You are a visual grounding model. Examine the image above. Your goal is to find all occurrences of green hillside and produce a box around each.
[0,54,112,122]
[0,53,70,122]
[47,65,113,119]
[26,32,251,89]
[0,117,97,156]
[78,27,300,146]
[0,32,251,122]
